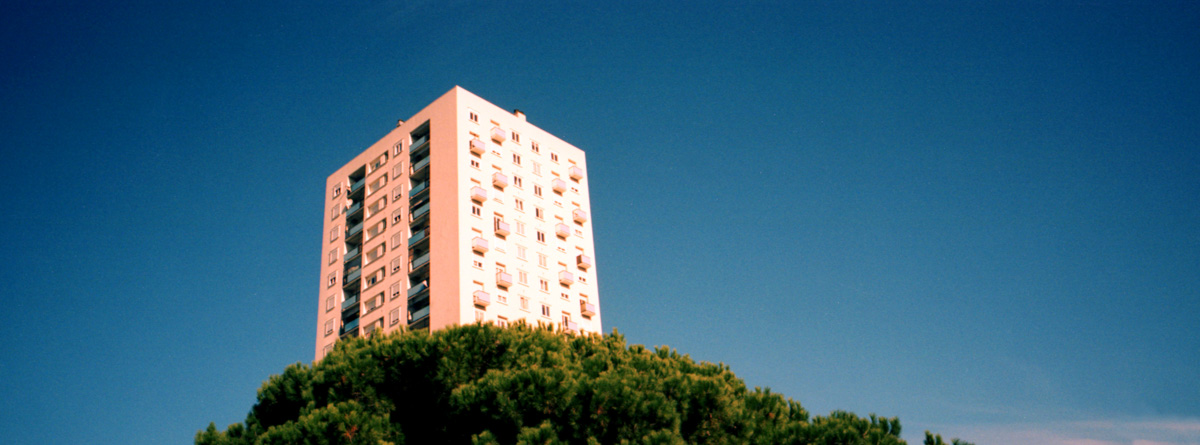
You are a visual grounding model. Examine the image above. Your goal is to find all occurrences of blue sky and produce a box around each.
[1,1,1197,444]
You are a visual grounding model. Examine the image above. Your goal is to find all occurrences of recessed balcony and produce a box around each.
[345,201,363,218]
[349,178,366,194]
[577,254,593,270]
[472,236,489,253]
[580,301,596,317]
[470,186,487,203]
[411,155,430,176]
[555,223,570,238]
[411,134,429,151]
[407,281,428,298]
[490,127,507,143]
[473,290,491,307]
[410,202,430,223]
[559,271,575,286]
[496,271,513,288]
[408,305,430,324]
[470,138,486,155]
[410,252,430,272]
[492,172,509,189]
[409,181,429,199]
[572,209,588,224]
[340,318,360,338]
[494,220,511,236]
[408,228,428,246]
[568,165,583,180]
[551,178,567,193]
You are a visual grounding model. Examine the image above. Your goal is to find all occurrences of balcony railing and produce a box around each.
[492,172,509,189]
[470,186,487,203]
[411,202,430,221]
[490,127,507,143]
[559,271,575,285]
[346,222,364,238]
[407,281,428,298]
[408,228,428,246]
[552,178,567,193]
[344,246,360,262]
[569,165,583,180]
[340,318,360,336]
[350,178,366,194]
[342,293,360,311]
[470,138,486,155]
[411,135,429,151]
[555,223,570,238]
[408,306,430,323]
[496,271,513,288]
[572,209,588,223]
[409,181,429,198]
[473,290,491,307]
[344,269,362,284]
[494,220,510,236]
[576,254,593,270]
[580,302,597,317]
[410,252,430,271]
[472,237,489,253]
[345,201,363,217]
[565,321,579,333]
[411,156,430,175]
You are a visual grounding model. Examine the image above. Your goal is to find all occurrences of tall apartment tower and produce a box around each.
[315,87,601,360]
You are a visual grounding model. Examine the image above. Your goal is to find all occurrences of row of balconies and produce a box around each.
[470,134,584,182]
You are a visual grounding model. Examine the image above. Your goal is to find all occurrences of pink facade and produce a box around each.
[315,87,602,361]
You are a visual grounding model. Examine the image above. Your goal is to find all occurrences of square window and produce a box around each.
[325,319,335,336]
[330,226,340,242]
[327,272,337,288]
[326,295,336,312]
[470,159,481,169]
[391,258,402,274]
[389,308,400,326]
[329,249,338,265]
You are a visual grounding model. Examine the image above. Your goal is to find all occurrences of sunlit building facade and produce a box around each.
[315,87,601,360]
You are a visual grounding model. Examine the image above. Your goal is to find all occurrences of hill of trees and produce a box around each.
[197,323,967,444]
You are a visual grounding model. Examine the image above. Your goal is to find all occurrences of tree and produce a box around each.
[198,323,921,444]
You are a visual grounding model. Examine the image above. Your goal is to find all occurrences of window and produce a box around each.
[391,258,402,274]
[515,199,524,212]
[368,152,388,173]
[475,309,486,322]
[531,142,540,153]
[520,296,529,310]
[389,308,400,326]
[328,249,338,265]
[515,221,526,235]
[391,233,403,250]
[392,186,403,202]
[516,245,527,260]
[532,162,541,176]
[535,207,544,220]
[323,343,333,357]
[471,205,482,217]
[562,313,570,326]
[513,176,523,188]
[365,220,386,241]
[541,304,551,317]
[326,295,336,312]
[333,186,343,200]
[538,253,547,267]
[497,293,508,304]
[367,175,388,196]
[330,225,340,242]
[550,153,559,162]
[331,205,340,221]
[392,163,404,179]
[561,292,569,300]
[365,267,385,288]
[536,231,546,243]
[518,270,528,284]
[534,185,542,197]
[325,319,335,336]
[512,131,520,143]
[539,279,549,292]
[392,209,403,225]
[363,293,384,314]
[393,141,403,156]
[497,316,509,327]
[364,242,386,265]
[390,283,401,300]
[366,196,387,218]
[470,159,480,169]
[513,154,522,165]
[473,260,483,269]
[469,111,479,122]
[327,272,337,288]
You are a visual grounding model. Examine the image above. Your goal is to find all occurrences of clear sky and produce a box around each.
[1,2,1197,444]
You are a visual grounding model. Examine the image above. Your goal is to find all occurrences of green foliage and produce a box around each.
[198,323,919,444]
[923,431,974,445]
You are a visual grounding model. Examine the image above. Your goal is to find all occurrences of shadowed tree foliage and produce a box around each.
[198,323,920,445]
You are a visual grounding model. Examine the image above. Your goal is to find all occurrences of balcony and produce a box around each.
[496,271,513,288]
[559,271,575,286]
[577,254,593,270]
[345,201,363,218]
[568,166,583,180]
[572,209,588,224]
[492,172,509,189]
[555,223,570,238]
[411,155,430,176]
[344,246,361,262]
[340,318,360,338]
[409,181,429,199]
[564,321,579,333]
[407,281,428,298]
[410,202,430,222]
[346,222,364,238]
[471,236,489,253]
[411,134,429,151]
[551,178,567,193]
[490,126,507,143]
[408,228,428,246]
[408,306,430,324]
[473,290,491,307]
[349,178,366,194]
[494,220,510,236]
[342,293,360,311]
[580,301,596,317]
[344,268,362,285]
[410,252,430,271]
[470,186,487,203]
[470,138,486,155]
